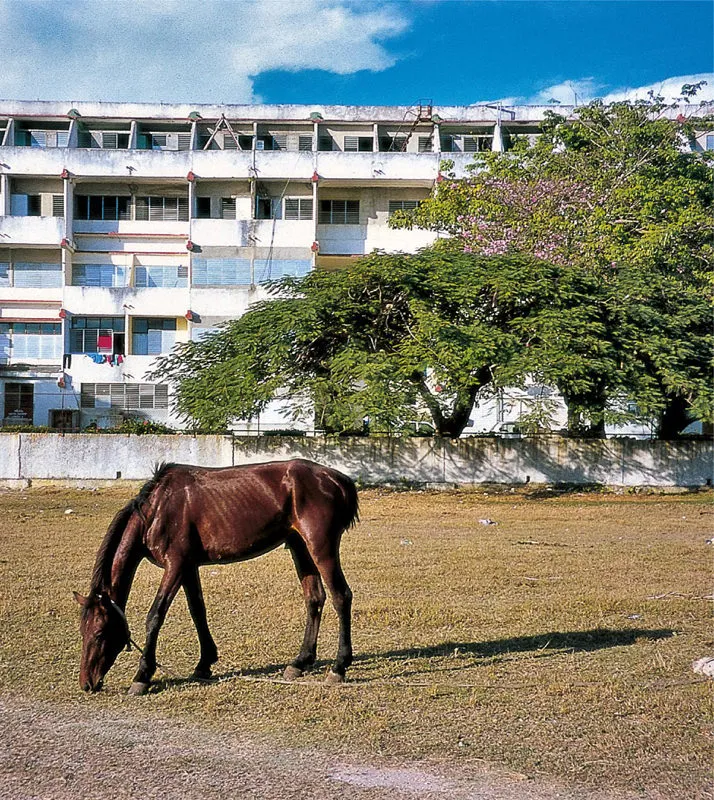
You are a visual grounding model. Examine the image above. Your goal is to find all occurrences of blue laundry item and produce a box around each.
[89,353,105,364]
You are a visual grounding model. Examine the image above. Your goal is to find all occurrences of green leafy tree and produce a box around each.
[392,93,714,436]
[152,250,567,437]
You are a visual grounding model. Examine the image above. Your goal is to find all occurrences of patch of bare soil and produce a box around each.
[0,694,644,800]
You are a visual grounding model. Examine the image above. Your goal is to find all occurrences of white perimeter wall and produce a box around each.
[0,434,711,487]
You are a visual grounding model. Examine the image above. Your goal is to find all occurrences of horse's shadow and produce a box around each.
[151,627,674,692]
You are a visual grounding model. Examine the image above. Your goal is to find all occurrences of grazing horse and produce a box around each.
[74,459,358,694]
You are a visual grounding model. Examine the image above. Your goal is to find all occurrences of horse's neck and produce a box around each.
[98,524,144,610]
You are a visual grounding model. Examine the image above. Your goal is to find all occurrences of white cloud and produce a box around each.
[0,0,409,103]
[528,74,714,106]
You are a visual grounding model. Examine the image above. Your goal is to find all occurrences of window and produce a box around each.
[319,199,360,225]
[0,263,9,288]
[14,130,68,148]
[72,264,128,288]
[298,135,313,152]
[379,136,408,152]
[257,134,287,151]
[192,258,251,286]
[0,323,62,361]
[13,262,63,288]
[80,383,169,410]
[388,200,420,217]
[418,136,433,153]
[255,259,311,283]
[52,195,64,217]
[135,196,189,222]
[440,135,457,152]
[75,195,131,221]
[4,383,33,422]
[132,318,177,355]
[77,130,129,149]
[195,197,212,218]
[70,317,125,355]
[10,194,41,216]
[134,265,188,288]
[221,197,236,219]
[344,136,373,152]
[284,198,313,221]
[706,135,714,151]
[463,135,493,152]
[222,133,253,150]
[318,136,334,152]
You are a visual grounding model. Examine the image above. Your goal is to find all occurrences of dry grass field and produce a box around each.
[0,484,711,798]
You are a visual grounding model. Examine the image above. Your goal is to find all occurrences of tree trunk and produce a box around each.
[563,392,607,438]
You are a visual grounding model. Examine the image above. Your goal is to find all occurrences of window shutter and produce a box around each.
[52,195,64,217]
[14,262,63,288]
[272,134,287,150]
[80,384,96,408]
[344,136,359,152]
[56,131,69,148]
[177,133,192,151]
[221,197,236,219]
[178,197,189,221]
[29,131,46,147]
[298,135,313,151]
[463,136,477,152]
[223,133,238,150]
[102,132,118,149]
[418,136,433,153]
[136,197,149,221]
[0,263,9,287]
[345,200,360,224]
[284,198,299,220]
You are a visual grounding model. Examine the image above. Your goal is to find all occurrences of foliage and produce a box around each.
[151,250,567,437]
[391,92,714,436]
[82,418,177,435]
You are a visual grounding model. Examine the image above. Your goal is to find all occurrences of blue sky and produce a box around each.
[0,0,712,106]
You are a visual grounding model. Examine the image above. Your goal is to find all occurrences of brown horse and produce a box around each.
[74,459,358,694]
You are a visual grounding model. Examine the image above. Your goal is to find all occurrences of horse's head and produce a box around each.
[74,591,130,692]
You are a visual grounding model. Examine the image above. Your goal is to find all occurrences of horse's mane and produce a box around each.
[88,462,177,594]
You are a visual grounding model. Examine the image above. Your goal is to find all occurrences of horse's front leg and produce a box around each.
[129,565,183,695]
[183,565,218,681]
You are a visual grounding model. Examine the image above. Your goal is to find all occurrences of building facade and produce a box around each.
[0,100,710,433]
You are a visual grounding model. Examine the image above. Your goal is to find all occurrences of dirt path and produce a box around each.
[0,695,645,800]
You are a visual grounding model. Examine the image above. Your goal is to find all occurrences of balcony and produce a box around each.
[63,285,190,317]
[0,215,64,246]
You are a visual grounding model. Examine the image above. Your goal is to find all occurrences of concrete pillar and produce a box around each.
[0,172,9,216]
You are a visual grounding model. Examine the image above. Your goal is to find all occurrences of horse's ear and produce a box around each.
[73,591,88,607]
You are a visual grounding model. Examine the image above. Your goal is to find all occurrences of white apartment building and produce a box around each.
[0,100,711,433]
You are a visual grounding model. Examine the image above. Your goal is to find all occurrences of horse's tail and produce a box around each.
[334,470,360,533]
[89,462,176,593]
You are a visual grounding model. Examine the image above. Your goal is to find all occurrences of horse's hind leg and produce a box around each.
[317,554,353,684]
[284,534,326,680]
[183,566,218,680]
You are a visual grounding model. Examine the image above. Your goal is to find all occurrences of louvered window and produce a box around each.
[223,133,238,150]
[52,195,64,217]
[418,136,433,153]
[284,198,313,221]
[0,263,9,288]
[318,199,360,225]
[388,200,420,217]
[177,133,192,151]
[221,197,236,219]
[75,195,131,221]
[13,262,63,288]
[344,136,373,152]
[132,318,177,355]
[298,135,313,152]
[268,134,287,151]
[81,383,168,410]
[192,258,252,286]
[0,322,62,361]
[463,135,492,152]
[72,264,127,288]
[254,259,311,283]
[100,132,129,149]
[70,317,125,354]
[135,196,189,222]
[134,265,188,288]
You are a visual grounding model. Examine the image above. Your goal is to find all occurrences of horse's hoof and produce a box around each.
[192,668,212,682]
[128,681,150,696]
[283,665,303,681]
[325,670,345,686]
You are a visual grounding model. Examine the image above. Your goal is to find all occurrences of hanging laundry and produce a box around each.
[117,354,124,364]
[89,353,104,364]
[97,334,113,351]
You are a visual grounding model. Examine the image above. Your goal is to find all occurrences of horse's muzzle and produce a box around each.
[82,678,103,693]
